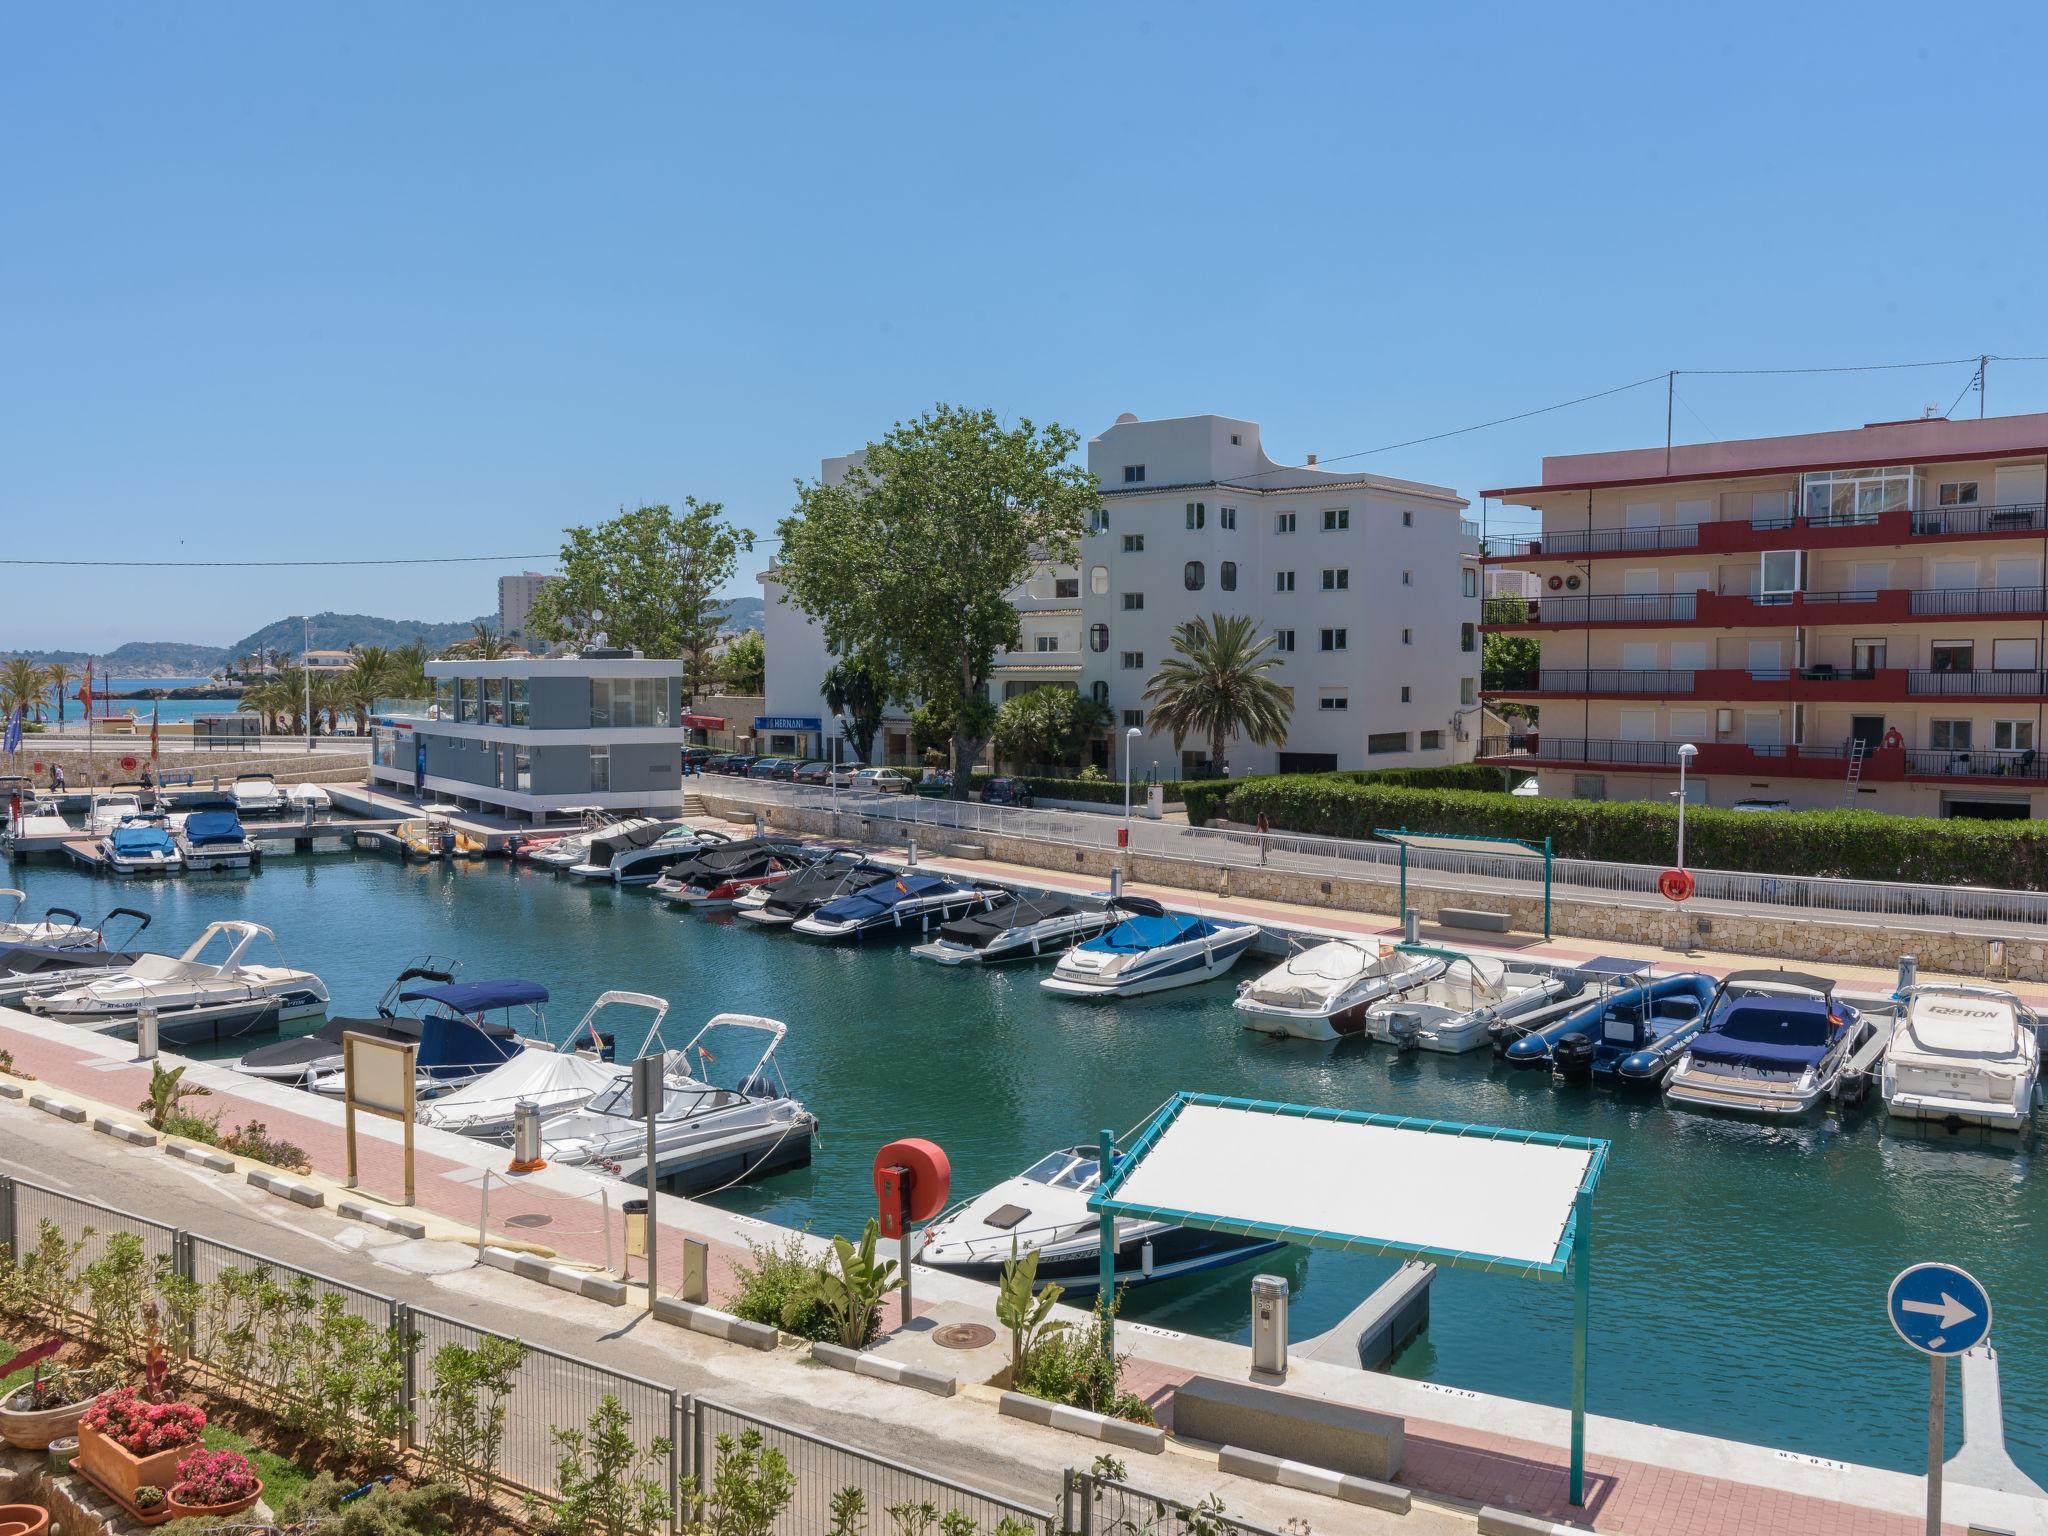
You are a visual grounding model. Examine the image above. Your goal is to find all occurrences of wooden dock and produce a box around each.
[60,819,405,872]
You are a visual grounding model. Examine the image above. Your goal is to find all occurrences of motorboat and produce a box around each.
[174,809,257,871]
[234,955,463,1084]
[1364,949,1577,1053]
[305,978,553,1098]
[87,793,143,838]
[1233,940,1446,1041]
[731,853,892,926]
[1488,956,1653,1053]
[2,801,76,856]
[1664,970,1870,1118]
[231,773,287,817]
[285,782,331,812]
[919,1145,1283,1293]
[395,818,453,859]
[607,825,732,887]
[23,920,329,1044]
[1506,970,1719,1087]
[1881,983,2041,1132]
[1044,909,1261,999]
[910,889,1135,966]
[539,1013,816,1190]
[0,890,93,947]
[100,815,183,876]
[0,908,152,1004]
[790,872,998,940]
[653,837,817,909]
[568,820,683,880]
[515,807,613,865]
[419,991,665,1138]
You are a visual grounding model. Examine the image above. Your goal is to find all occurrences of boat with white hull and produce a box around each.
[920,1146,1283,1293]
[606,826,731,886]
[0,908,153,1005]
[731,854,891,926]
[1664,970,1870,1118]
[231,773,287,817]
[102,816,183,876]
[524,811,635,871]
[791,873,998,940]
[1234,941,1446,1041]
[1364,950,1575,1053]
[1882,983,2041,1132]
[24,920,329,1044]
[569,820,684,880]
[0,891,93,947]
[420,991,667,1139]
[653,837,817,909]
[911,890,1139,966]
[175,809,258,871]
[1044,910,1260,999]
[86,794,143,838]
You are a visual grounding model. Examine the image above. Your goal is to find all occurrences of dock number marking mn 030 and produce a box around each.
[1887,1263,1992,1356]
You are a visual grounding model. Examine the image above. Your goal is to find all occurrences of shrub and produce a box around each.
[422,1335,525,1504]
[217,1121,311,1172]
[275,1472,454,1536]
[697,1429,795,1536]
[171,1447,259,1507]
[794,1220,897,1349]
[81,1386,206,1454]
[548,1394,671,1536]
[724,1234,834,1342]
[1012,1292,1153,1426]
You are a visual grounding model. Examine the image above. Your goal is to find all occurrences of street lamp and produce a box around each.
[302,616,315,753]
[1674,743,1699,868]
[1123,726,1141,826]
[831,713,846,807]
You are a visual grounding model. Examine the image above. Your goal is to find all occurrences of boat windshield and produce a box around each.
[1021,1151,1108,1189]
[1021,1152,1076,1183]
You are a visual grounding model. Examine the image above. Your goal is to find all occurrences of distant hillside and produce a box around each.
[228,611,490,661]
[0,641,231,677]
[717,596,763,633]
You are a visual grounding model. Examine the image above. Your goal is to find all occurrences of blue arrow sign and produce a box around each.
[1888,1263,1992,1356]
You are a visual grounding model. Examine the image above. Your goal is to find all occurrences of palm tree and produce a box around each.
[342,647,393,732]
[386,642,430,701]
[456,621,510,661]
[0,658,49,726]
[42,661,72,726]
[1140,613,1295,774]
[312,670,349,736]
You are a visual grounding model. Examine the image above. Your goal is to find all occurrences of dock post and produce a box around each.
[1570,1187,1591,1505]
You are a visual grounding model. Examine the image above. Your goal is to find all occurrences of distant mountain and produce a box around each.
[0,641,231,677]
[227,611,491,661]
[716,596,763,633]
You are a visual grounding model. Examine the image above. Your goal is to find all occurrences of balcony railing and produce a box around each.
[1478,734,2048,784]
[1901,746,2048,780]
[1478,734,1690,767]
[1909,502,2048,537]
[1489,525,1702,559]
[1527,668,1697,694]
[1486,500,2048,562]
[1907,669,2048,698]
[1908,585,2048,618]
[1509,593,1700,625]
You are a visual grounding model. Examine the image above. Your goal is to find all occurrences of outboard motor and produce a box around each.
[1552,1031,1597,1084]
[1383,1010,1423,1053]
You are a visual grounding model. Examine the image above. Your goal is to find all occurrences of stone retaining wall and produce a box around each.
[16,749,367,792]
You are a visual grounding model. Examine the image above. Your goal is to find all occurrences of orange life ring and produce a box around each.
[1658,868,1695,903]
[874,1138,951,1230]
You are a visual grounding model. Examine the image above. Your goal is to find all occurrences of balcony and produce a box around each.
[1482,501,2048,565]
[1907,668,2048,698]
[1475,735,2048,786]
[1490,665,2048,705]
[1485,584,2048,632]
[993,648,1082,670]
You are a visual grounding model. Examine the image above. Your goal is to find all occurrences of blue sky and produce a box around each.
[6,1,2046,651]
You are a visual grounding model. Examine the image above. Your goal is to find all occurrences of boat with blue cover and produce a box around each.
[304,977,551,1098]
[1504,966,1718,1086]
[790,871,997,940]
[176,808,257,872]
[1041,909,1261,999]
[101,816,182,876]
[1663,970,1870,1117]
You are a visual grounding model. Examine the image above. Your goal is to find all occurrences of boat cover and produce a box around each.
[814,873,962,921]
[416,1013,523,1074]
[1242,942,1386,1006]
[420,1048,618,1124]
[109,825,175,856]
[764,861,888,912]
[240,1015,417,1071]
[1687,998,1836,1068]
[0,944,143,978]
[1084,913,1216,952]
[940,892,1081,941]
[183,811,248,846]
[400,979,549,1012]
[1894,992,2030,1072]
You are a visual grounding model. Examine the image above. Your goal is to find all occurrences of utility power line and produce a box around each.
[0,553,555,569]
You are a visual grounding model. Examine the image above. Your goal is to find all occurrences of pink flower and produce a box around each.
[171,1448,258,1507]
[80,1387,205,1454]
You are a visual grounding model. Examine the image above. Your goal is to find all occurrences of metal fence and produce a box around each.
[1064,1468,1288,1536]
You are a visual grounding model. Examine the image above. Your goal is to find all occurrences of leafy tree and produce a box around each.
[548,1394,672,1536]
[821,653,891,763]
[43,661,71,725]
[991,686,1107,771]
[720,630,765,696]
[777,405,1100,798]
[1140,614,1293,774]
[1482,594,1539,717]
[0,659,49,723]
[908,699,955,763]
[527,500,755,697]
[341,646,393,732]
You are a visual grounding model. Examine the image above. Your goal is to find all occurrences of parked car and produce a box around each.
[979,777,1034,807]
[769,759,804,781]
[849,767,911,794]
[722,755,758,776]
[792,761,832,785]
[681,747,714,769]
[914,770,955,798]
[747,758,787,779]
[827,761,864,787]
[1730,798,1793,813]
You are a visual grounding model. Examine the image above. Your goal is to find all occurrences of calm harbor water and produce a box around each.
[11,853,2041,1478]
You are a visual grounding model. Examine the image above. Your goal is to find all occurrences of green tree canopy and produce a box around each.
[527,500,756,696]
[776,405,1100,797]
[991,686,1108,771]
[1141,613,1294,773]
[720,631,765,695]
[1481,593,1539,719]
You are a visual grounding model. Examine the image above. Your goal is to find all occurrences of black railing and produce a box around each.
[1515,593,1698,625]
[1907,669,2048,698]
[1489,525,1702,559]
[1910,585,2048,618]
[1521,668,1698,694]
[1909,502,2048,537]
[1903,746,2048,780]
[1477,735,1688,767]
[1487,501,2048,562]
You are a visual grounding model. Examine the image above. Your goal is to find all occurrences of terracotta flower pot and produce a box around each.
[74,1422,191,1508]
[165,1480,263,1523]
[0,1387,93,1451]
[0,1504,51,1536]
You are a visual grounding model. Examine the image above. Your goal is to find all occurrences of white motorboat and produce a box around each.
[730,853,891,926]
[1043,909,1261,999]
[606,825,732,886]
[285,782,331,812]
[920,1145,1283,1294]
[791,872,998,940]
[100,815,183,876]
[231,773,287,817]
[911,890,1141,966]
[0,890,93,947]
[1364,949,1574,1053]
[1882,983,2041,1132]
[0,907,153,1004]
[24,919,329,1044]
[1233,940,1446,1041]
[569,820,685,880]
[529,813,646,871]
[175,808,258,871]
[87,793,143,838]
[419,991,669,1139]
[540,1013,816,1192]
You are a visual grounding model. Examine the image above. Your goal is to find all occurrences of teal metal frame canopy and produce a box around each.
[1373,826,1554,939]
[1089,1093,1608,1504]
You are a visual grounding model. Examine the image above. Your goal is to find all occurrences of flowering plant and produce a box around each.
[170,1448,258,1508]
[79,1386,205,1453]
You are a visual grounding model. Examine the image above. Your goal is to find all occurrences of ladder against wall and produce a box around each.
[1842,737,1867,805]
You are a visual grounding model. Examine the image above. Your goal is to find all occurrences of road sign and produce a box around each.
[1888,1263,1992,1356]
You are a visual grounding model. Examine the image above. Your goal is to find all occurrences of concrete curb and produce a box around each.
[1477,1509,1577,1536]
[810,1341,958,1397]
[246,1168,325,1208]
[90,1115,158,1147]
[479,1244,627,1306]
[650,1296,779,1351]
[1217,1446,1410,1514]
[164,1140,236,1173]
[336,1199,428,1239]
[28,1093,86,1124]
[997,1390,1165,1453]
[0,1079,25,1099]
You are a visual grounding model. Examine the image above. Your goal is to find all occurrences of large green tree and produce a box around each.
[1141,613,1294,774]
[720,631,765,695]
[1481,593,1540,719]
[527,500,756,696]
[991,685,1108,771]
[821,652,891,765]
[777,405,1100,798]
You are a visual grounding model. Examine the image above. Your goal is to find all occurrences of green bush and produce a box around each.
[900,769,1191,805]
[723,1234,834,1342]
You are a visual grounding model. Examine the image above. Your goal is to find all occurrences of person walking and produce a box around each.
[1256,810,1270,866]
[51,762,66,793]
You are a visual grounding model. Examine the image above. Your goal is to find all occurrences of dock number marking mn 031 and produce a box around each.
[1887,1263,1992,1356]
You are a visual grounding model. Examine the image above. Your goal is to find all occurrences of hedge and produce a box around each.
[1190,775,2048,889]
[900,769,1191,804]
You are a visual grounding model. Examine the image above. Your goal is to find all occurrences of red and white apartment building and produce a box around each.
[1478,411,2048,818]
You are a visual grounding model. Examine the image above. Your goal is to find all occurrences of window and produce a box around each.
[1399,686,1410,702]
[1276,570,1295,592]
[1801,465,1912,521]
[1930,719,1973,752]
[1319,692,1349,712]
[514,747,530,793]
[1184,561,1205,591]
[1462,568,1479,598]
[1401,570,1412,586]
[1055,577,1079,599]
[1368,731,1408,753]
[1995,720,2035,752]
[1122,709,1145,729]
[1853,638,1888,670]
[1122,534,1145,553]
[1088,623,1109,653]
[1930,641,1974,673]
[1761,550,1801,595]
[1994,638,2039,671]
[1120,651,1144,669]
[1402,510,1414,527]
[592,677,666,728]
[589,747,611,792]
[1419,729,1443,749]
[1461,622,1476,653]
[1461,677,1477,706]
[1122,592,1145,611]
[1940,481,1981,507]
[1123,465,1145,483]
[509,677,529,726]
[1035,635,1061,652]
[1320,628,1347,651]
[1220,560,1237,591]
[1186,502,1206,530]
[1090,565,1109,595]
[1323,508,1349,531]
[1230,433,1242,445]
[1401,628,1412,645]
[1090,508,1111,533]
[482,677,505,727]
[1220,507,1237,530]
[1321,568,1349,591]
[1275,512,1297,534]
[454,677,476,724]
[1090,680,1109,704]
[1274,629,1295,652]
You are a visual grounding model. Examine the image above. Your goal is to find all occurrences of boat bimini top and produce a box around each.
[1684,971,1850,1070]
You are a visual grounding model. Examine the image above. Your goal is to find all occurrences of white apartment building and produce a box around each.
[1082,413,1482,775]
[498,572,559,650]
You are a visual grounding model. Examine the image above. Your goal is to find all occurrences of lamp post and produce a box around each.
[831,713,845,808]
[302,616,315,753]
[1123,726,1141,827]
[1675,743,1698,868]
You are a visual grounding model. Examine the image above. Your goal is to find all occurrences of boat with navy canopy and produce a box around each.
[0,907,152,1005]
[919,1144,1284,1292]
[731,853,892,926]
[1363,948,1578,1053]
[101,815,183,876]
[1663,970,1870,1117]
[791,872,997,940]
[233,955,462,1084]
[910,889,1135,966]
[304,976,551,1098]
[1043,908,1260,999]
[1234,939,1445,1040]
[1881,983,2041,1131]
[1505,969,1720,1086]
[175,808,257,871]
[23,920,328,1043]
